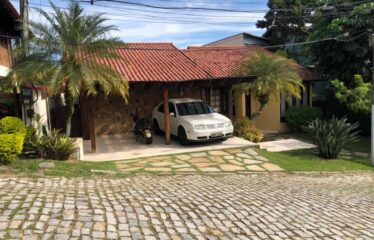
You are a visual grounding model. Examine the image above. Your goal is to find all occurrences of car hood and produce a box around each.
[180,113,231,125]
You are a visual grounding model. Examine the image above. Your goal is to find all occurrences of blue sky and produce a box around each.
[11,0,268,48]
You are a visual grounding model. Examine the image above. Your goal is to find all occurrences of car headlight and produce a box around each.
[193,124,206,130]
[224,121,232,127]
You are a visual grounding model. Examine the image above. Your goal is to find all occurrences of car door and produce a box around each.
[155,103,165,131]
[168,102,178,135]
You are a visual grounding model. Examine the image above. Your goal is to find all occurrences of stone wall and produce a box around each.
[94,84,202,136]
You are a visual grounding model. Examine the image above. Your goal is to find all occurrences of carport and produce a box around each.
[82,134,257,161]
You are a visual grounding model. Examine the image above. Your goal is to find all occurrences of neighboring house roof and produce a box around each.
[94,43,316,83]
[0,0,21,37]
[204,32,270,47]
[99,43,210,82]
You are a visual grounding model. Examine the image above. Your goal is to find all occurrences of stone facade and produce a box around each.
[94,84,202,136]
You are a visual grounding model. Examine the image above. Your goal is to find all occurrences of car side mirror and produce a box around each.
[170,112,176,117]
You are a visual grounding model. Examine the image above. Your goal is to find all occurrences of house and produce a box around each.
[204,32,270,47]
[208,32,325,107]
[0,0,21,118]
[182,46,314,132]
[73,43,316,152]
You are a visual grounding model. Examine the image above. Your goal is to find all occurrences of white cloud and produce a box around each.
[12,0,267,48]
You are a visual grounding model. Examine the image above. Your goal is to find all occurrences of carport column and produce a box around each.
[163,86,171,145]
[88,95,96,153]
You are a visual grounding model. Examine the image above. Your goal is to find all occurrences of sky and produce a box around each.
[10,0,268,48]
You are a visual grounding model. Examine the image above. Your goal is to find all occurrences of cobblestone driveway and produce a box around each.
[0,174,373,239]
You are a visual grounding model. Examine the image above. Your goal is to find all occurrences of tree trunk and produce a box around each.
[65,91,75,137]
[250,94,269,121]
[250,103,266,121]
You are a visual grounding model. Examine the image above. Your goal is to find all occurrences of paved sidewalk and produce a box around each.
[259,139,317,152]
[115,148,283,173]
[0,174,373,239]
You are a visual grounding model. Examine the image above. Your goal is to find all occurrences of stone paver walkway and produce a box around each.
[259,139,317,152]
[115,148,283,173]
[0,174,373,239]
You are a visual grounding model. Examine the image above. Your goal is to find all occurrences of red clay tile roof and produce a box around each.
[1,0,20,19]
[95,43,317,83]
[0,0,21,37]
[99,43,210,82]
[183,46,317,81]
[182,46,267,79]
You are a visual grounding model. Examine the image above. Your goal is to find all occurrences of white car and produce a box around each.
[152,98,234,145]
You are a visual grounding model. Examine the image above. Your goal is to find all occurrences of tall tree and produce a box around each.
[307,1,374,85]
[256,0,319,64]
[234,51,303,120]
[6,1,129,136]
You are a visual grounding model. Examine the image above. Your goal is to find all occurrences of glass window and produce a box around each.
[157,103,164,113]
[176,102,214,116]
[169,102,176,115]
[210,89,221,112]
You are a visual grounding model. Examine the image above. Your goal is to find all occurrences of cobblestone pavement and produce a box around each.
[116,148,283,173]
[0,173,373,239]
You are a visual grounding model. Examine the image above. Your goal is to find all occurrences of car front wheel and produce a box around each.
[178,127,189,146]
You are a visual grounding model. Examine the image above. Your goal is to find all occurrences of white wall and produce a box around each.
[21,88,50,133]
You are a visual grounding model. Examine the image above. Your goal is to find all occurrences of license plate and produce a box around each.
[210,132,222,137]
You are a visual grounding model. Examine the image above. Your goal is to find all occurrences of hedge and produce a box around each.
[233,118,263,143]
[0,116,27,136]
[0,133,25,162]
[285,106,322,131]
[0,117,27,162]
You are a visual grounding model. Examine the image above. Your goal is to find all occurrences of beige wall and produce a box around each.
[206,34,246,47]
[233,83,313,133]
[251,94,289,132]
[234,92,246,118]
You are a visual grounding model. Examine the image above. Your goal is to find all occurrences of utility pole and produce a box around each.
[369,34,374,166]
[20,0,29,56]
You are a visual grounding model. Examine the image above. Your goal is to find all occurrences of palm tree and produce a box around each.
[7,1,129,136]
[234,51,303,120]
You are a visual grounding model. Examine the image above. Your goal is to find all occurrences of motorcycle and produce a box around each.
[132,108,153,144]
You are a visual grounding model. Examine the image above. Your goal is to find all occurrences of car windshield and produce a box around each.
[176,102,214,116]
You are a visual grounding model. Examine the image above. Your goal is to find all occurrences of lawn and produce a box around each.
[1,159,119,177]
[1,133,373,176]
[259,134,374,172]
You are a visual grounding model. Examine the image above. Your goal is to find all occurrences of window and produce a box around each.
[210,89,221,112]
[158,102,176,115]
[169,102,176,116]
[280,84,309,121]
[176,102,214,116]
[157,103,164,113]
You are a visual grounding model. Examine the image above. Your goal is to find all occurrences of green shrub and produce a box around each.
[285,106,322,131]
[233,118,263,143]
[0,133,25,162]
[34,130,77,160]
[0,116,27,136]
[304,116,359,159]
[23,126,38,156]
[0,117,26,162]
